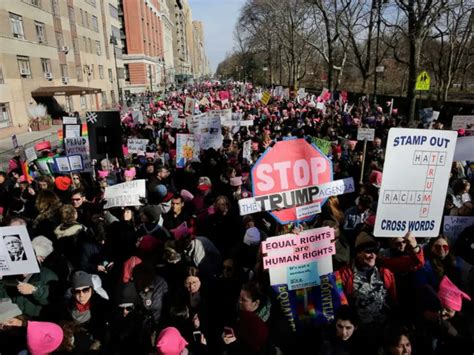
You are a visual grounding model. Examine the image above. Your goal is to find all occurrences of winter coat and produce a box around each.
[138,276,168,323]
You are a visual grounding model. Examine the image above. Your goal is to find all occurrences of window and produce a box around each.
[35,22,46,43]
[83,36,87,51]
[84,11,89,28]
[65,96,73,112]
[60,64,68,78]
[98,65,104,79]
[108,68,113,82]
[76,65,83,81]
[9,13,24,39]
[111,90,116,105]
[85,0,96,6]
[90,64,95,79]
[111,25,120,42]
[80,9,84,25]
[0,103,12,129]
[72,38,79,53]
[17,56,31,78]
[80,95,87,109]
[89,95,94,108]
[51,0,59,15]
[91,15,99,32]
[31,0,41,7]
[40,58,52,75]
[101,92,107,106]
[88,38,92,53]
[0,68,4,84]
[95,40,101,55]
[68,6,75,22]
[109,4,118,19]
[56,31,64,48]
[124,64,130,81]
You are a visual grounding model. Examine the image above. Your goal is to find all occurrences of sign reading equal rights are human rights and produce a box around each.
[374,128,457,237]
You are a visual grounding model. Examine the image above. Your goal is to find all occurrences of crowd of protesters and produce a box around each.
[0,81,473,355]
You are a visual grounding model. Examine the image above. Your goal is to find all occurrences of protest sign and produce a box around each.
[312,137,331,155]
[251,138,333,224]
[54,155,83,173]
[274,86,283,97]
[185,97,195,115]
[287,263,320,291]
[195,112,223,150]
[127,139,148,154]
[261,91,271,105]
[374,128,457,237]
[64,136,92,172]
[103,179,146,209]
[263,227,335,287]
[243,139,252,163]
[453,136,474,161]
[443,216,474,243]
[209,109,232,126]
[25,147,37,163]
[0,225,39,276]
[131,111,144,124]
[298,88,306,99]
[63,116,77,125]
[176,133,199,168]
[283,88,290,100]
[35,157,54,175]
[64,124,81,138]
[452,115,474,134]
[357,128,375,141]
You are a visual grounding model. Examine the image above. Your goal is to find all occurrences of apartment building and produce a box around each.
[0,0,124,138]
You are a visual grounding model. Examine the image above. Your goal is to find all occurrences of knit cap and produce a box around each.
[31,236,53,259]
[71,271,93,289]
[438,276,471,312]
[243,227,261,246]
[156,327,188,355]
[27,321,64,355]
[55,176,72,191]
[354,232,378,253]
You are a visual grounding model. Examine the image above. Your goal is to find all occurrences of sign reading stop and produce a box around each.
[251,138,333,224]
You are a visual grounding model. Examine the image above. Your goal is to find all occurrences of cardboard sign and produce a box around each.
[64,137,92,172]
[127,139,148,154]
[452,115,474,134]
[63,116,78,125]
[243,139,252,163]
[103,179,146,209]
[185,97,195,115]
[176,133,200,168]
[0,225,39,276]
[287,262,320,290]
[374,128,457,237]
[195,112,223,150]
[454,136,474,161]
[296,202,321,219]
[54,155,83,173]
[357,128,375,141]
[443,216,474,243]
[64,124,81,138]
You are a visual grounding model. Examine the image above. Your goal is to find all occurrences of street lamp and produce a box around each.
[109,35,123,105]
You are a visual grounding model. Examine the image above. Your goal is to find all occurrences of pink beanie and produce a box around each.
[156,327,188,355]
[124,169,136,178]
[369,170,383,188]
[27,321,64,355]
[438,276,471,312]
[180,189,194,202]
[171,222,191,240]
[98,170,109,178]
[138,235,160,253]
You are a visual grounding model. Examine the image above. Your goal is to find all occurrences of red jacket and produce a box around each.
[378,248,425,274]
[336,265,397,303]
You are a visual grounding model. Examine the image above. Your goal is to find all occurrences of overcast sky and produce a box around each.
[189,0,246,74]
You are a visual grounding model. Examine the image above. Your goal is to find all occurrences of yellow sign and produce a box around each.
[416,70,431,91]
[261,91,271,105]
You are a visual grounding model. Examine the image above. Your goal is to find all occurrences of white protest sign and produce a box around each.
[238,177,355,216]
[185,97,195,115]
[453,136,474,161]
[196,112,223,150]
[263,227,335,286]
[296,202,321,219]
[64,137,92,172]
[243,139,252,163]
[127,139,149,154]
[132,111,144,124]
[274,86,283,97]
[374,128,457,237]
[452,115,474,133]
[0,225,39,276]
[54,155,83,173]
[68,155,83,171]
[357,128,375,141]
[65,124,81,138]
[25,147,37,163]
[103,179,146,209]
[63,116,77,125]
[176,133,200,168]
[443,216,474,243]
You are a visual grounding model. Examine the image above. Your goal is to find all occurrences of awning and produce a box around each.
[31,85,102,97]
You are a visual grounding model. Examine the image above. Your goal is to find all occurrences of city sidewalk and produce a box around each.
[0,125,60,170]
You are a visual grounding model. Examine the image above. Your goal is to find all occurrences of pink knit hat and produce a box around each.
[180,189,194,202]
[156,327,188,355]
[438,276,471,312]
[27,321,64,355]
[98,170,109,178]
[124,169,136,178]
[369,170,383,188]
[171,222,191,240]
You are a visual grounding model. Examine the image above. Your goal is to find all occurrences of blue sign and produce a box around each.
[287,262,320,290]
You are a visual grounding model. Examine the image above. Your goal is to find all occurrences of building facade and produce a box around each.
[0,0,125,138]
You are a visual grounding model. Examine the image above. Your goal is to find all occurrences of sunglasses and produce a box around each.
[71,198,82,201]
[394,240,407,246]
[120,305,134,312]
[434,244,449,252]
[363,248,379,254]
[73,287,91,295]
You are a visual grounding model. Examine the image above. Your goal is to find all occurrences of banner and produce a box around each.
[374,128,457,237]
[0,225,39,276]
[176,133,200,168]
[103,179,146,209]
[127,139,149,154]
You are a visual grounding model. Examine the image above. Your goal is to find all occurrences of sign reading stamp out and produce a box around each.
[374,128,457,237]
